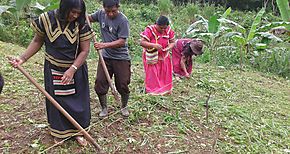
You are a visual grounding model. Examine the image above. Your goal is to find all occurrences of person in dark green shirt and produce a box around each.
[88,0,131,118]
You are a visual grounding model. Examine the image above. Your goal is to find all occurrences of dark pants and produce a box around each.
[95,58,131,96]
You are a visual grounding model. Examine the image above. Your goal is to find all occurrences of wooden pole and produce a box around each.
[85,14,121,104]
[11,62,101,151]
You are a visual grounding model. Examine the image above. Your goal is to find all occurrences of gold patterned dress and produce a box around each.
[31,10,93,138]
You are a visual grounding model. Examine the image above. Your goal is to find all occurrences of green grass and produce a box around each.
[0,41,289,153]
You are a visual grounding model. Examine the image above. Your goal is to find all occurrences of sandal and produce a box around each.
[53,137,64,145]
[75,136,88,147]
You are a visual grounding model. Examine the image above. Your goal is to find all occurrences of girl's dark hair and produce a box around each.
[58,0,86,27]
[182,43,194,57]
[156,15,169,26]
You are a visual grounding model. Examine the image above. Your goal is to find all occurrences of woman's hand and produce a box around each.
[153,44,163,50]
[9,57,25,68]
[162,47,170,52]
[61,67,76,85]
[185,72,190,78]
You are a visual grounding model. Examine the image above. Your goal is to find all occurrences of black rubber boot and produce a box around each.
[98,95,108,117]
[121,93,129,117]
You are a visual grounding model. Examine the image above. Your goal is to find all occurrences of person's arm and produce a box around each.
[94,38,126,50]
[88,15,94,22]
[180,55,190,78]
[61,40,90,84]
[140,37,162,50]
[163,39,175,51]
[61,39,90,84]
[88,10,100,23]
[10,34,44,67]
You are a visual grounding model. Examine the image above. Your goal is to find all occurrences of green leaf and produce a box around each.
[222,7,231,18]
[232,35,246,46]
[276,0,290,25]
[45,1,59,12]
[208,15,219,33]
[0,5,12,15]
[195,14,208,23]
[15,0,31,11]
[218,18,246,33]
[224,32,243,38]
[32,2,45,11]
[255,43,267,50]
[256,32,283,42]
[257,22,290,32]
[247,8,265,42]
[186,20,206,34]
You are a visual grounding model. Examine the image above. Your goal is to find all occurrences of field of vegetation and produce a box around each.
[0,0,289,153]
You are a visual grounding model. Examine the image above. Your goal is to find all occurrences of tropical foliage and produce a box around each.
[0,0,289,152]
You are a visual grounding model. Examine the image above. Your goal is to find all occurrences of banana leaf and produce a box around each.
[276,0,290,26]
[247,8,265,42]
[0,5,12,15]
[257,22,290,32]
[208,15,219,33]
[221,7,232,19]
[16,0,31,11]
[218,18,246,33]
[256,32,283,42]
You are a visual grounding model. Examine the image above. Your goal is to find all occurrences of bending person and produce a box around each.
[172,38,203,78]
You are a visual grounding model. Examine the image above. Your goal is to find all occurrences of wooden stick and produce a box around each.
[10,61,101,151]
[85,14,121,105]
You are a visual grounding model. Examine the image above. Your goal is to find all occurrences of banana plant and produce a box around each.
[185,7,244,64]
[31,0,59,15]
[224,8,266,67]
[0,0,31,25]
[257,21,290,42]
[0,0,59,24]
[224,8,289,67]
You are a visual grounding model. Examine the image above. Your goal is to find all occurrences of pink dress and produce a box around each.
[140,25,175,95]
[172,39,193,77]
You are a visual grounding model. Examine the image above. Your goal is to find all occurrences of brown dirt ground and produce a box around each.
[0,93,221,153]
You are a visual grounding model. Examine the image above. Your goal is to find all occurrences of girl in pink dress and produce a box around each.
[140,16,175,95]
[172,39,204,78]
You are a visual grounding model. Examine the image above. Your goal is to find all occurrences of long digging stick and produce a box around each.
[9,59,101,151]
[85,15,121,104]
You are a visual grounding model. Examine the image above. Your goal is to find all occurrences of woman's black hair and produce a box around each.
[156,15,169,26]
[58,0,86,28]
[182,43,194,57]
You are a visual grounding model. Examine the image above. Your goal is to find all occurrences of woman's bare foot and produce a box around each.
[75,136,88,147]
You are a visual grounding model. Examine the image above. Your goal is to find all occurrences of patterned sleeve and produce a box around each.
[169,27,175,40]
[30,14,45,37]
[80,24,94,42]
[140,26,153,42]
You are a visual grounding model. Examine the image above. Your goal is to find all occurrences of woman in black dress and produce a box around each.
[10,0,93,146]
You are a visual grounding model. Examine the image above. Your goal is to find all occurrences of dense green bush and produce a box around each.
[0,0,289,78]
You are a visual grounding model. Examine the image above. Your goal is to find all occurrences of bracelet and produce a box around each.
[71,65,78,70]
